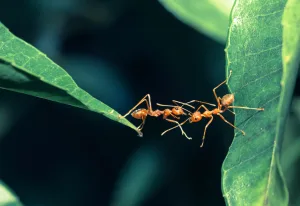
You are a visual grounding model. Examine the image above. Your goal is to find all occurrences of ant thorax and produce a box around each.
[162,109,172,119]
[172,106,185,116]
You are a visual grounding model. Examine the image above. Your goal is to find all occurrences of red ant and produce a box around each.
[119,94,215,139]
[161,70,264,147]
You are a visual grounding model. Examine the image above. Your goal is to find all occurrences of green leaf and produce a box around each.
[0,22,141,136]
[0,180,23,206]
[281,98,300,203]
[221,0,300,205]
[158,0,234,43]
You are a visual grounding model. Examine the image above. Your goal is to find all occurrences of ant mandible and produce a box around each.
[161,70,264,147]
[119,94,215,139]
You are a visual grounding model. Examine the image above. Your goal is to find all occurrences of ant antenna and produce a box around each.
[173,100,216,107]
[172,100,195,109]
[156,103,193,114]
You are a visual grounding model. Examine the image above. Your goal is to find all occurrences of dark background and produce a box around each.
[1,1,298,206]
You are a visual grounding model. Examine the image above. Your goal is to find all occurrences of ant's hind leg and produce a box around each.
[119,94,152,118]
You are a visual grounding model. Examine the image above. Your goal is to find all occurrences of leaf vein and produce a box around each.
[245,44,282,57]
[236,68,281,92]
[223,144,273,173]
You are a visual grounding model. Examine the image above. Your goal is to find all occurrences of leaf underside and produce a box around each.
[0,22,141,136]
[221,0,299,205]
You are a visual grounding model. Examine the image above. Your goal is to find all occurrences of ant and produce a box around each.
[161,70,264,147]
[119,94,215,139]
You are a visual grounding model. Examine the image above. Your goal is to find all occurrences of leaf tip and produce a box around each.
[137,130,143,137]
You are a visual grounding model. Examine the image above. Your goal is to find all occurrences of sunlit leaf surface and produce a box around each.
[0,22,141,136]
[221,0,300,205]
[159,0,234,43]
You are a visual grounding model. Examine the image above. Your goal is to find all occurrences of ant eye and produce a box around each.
[175,107,179,110]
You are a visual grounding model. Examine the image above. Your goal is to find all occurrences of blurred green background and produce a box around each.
[0,0,299,206]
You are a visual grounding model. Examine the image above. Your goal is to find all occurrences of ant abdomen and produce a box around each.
[132,109,148,119]
[221,94,234,107]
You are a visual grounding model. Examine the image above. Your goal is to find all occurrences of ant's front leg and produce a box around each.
[162,118,191,139]
[213,70,232,109]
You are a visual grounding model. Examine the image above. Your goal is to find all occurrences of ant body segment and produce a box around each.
[119,94,193,139]
[119,94,215,139]
[162,70,264,147]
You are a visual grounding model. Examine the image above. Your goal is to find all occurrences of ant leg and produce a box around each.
[218,97,235,114]
[120,99,147,118]
[174,100,215,108]
[172,100,195,109]
[195,104,210,112]
[161,118,190,136]
[184,100,216,107]
[218,97,223,109]
[217,113,246,135]
[227,109,236,115]
[170,113,180,120]
[137,117,147,130]
[120,94,152,118]
[146,94,153,112]
[213,70,233,108]
[164,118,192,140]
[228,106,264,111]
[156,103,193,114]
[200,116,214,148]
[221,97,235,114]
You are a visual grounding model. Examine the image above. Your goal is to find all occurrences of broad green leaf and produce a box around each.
[221,0,300,205]
[158,0,234,43]
[0,22,141,136]
[0,180,23,206]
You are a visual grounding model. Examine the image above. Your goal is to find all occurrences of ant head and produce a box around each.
[221,94,234,107]
[172,106,186,116]
[189,111,202,123]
